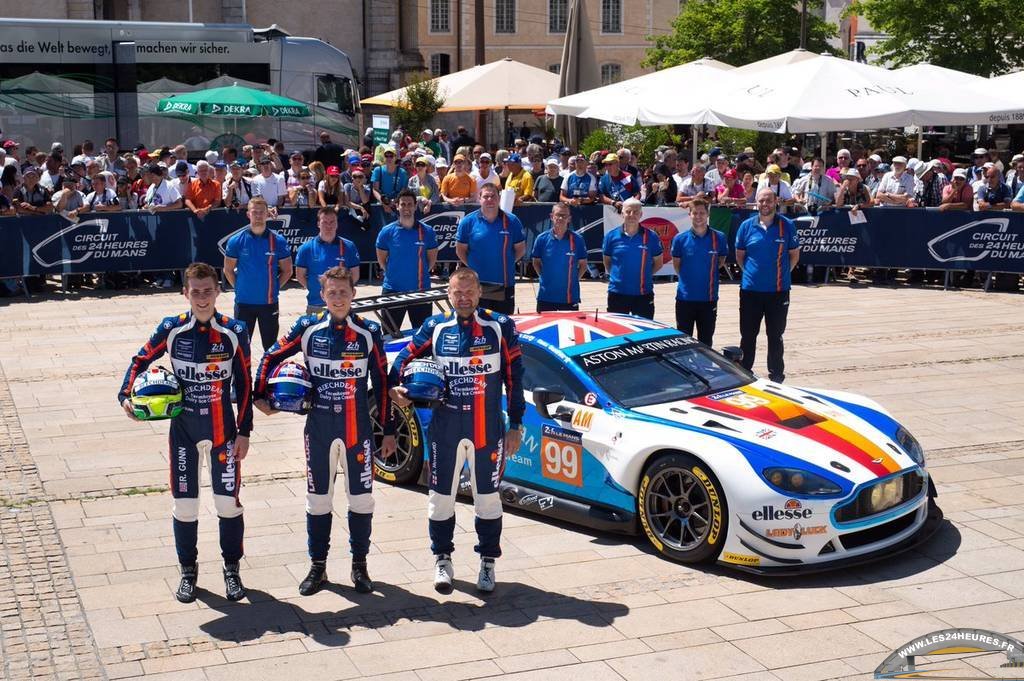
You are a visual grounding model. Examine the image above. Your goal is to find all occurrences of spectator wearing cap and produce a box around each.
[142,163,183,211]
[941,169,974,211]
[644,163,679,207]
[213,160,228,185]
[284,151,307,189]
[975,167,1012,211]
[455,182,526,314]
[420,129,441,158]
[13,167,53,215]
[251,155,287,208]
[82,171,121,213]
[340,153,360,184]
[599,153,639,210]
[115,175,138,210]
[677,162,715,206]
[372,147,407,214]
[2,139,19,165]
[792,158,835,213]
[602,198,664,319]
[470,144,486,173]
[835,167,872,210]
[756,164,795,208]
[471,153,500,192]
[561,154,599,206]
[435,157,450,183]
[970,161,995,195]
[343,165,373,221]
[525,143,545,177]
[1005,154,1023,193]
[318,165,345,207]
[440,153,477,205]
[288,166,320,208]
[705,154,730,187]
[224,196,293,348]
[504,153,535,203]
[169,160,191,193]
[757,152,791,185]
[532,202,588,312]
[862,154,883,193]
[874,157,916,207]
[185,160,222,217]
[913,160,947,208]
[735,188,801,383]
[374,188,439,329]
[826,149,853,183]
[672,198,726,345]
[968,148,990,184]
[224,161,254,208]
[558,147,572,176]
[533,157,565,202]
[295,207,360,315]
[715,168,746,207]
[408,156,440,214]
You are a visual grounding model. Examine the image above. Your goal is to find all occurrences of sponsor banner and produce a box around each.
[603,205,691,275]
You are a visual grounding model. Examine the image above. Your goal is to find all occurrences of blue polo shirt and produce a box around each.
[370,165,408,200]
[563,173,596,199]
[531,228,588,305]
[375,220,439,292]
[294,235,360,306]
[671,227,726,302]
[456,209,526,286]
[602,226,663,296]
[224,227,291,305]
[735,213,800,292]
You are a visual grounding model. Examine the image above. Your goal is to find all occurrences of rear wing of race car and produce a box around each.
[350,287,452,337]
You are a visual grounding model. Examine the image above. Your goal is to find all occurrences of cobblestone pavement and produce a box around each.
[2,279,1024,681]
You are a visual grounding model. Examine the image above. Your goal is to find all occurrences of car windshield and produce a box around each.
[576,337,753,408]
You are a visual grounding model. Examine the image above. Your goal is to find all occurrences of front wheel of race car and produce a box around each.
[370,400,424,485]
[638,453,728,563]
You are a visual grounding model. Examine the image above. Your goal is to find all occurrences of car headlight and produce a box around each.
[896,426,925,466]
[762,467,843,496]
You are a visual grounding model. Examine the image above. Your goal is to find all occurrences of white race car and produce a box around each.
[373,309,942,574]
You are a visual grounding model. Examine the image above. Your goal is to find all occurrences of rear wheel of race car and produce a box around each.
[638,453,727,563]
[369,399,424,485]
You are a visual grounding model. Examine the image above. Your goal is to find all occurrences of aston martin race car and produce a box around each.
[371,308,942,574]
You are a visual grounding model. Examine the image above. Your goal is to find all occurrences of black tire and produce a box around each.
[369,399,424,485]
[638,452,727,563]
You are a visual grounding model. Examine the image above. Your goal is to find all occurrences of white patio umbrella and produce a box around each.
[989,70,1024,88]
[895,63,993,156]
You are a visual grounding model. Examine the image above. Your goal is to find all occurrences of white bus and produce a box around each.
[0,18,362,154]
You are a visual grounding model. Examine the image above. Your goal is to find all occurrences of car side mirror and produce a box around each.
[532,387,566,420]
[721,346,743,363]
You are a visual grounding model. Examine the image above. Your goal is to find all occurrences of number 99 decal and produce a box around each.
[540,425,583,487]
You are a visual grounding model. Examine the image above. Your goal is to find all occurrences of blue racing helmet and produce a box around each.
[401,358,445,405]
[267,361,312,413]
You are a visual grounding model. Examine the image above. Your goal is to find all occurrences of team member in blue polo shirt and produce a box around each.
[671,198,726,346]
[295,208,360,314]
[735,188,801,383]
[531,202,588,312]
[602,198,664,319]
[455,182,526,314]
[376,189,439,332]
[224,196,293,349]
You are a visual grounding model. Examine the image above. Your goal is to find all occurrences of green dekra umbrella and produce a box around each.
[155,84,310,117]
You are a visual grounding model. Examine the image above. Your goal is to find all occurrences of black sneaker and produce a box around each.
[351,561,373,594]
[223,562,246,602]
[299,561,327,596]
[175,564,198,603]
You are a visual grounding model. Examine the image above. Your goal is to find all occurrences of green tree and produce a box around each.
[644,0,838,70]
[845,0,1024,76]
[392,72,446,133]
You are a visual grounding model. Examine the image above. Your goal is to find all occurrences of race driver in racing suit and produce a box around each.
[389,266,524,594]
[253,266,396,595]
[118,262,253,603]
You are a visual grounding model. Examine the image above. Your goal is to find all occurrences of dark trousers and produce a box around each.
[607,292,655,319]
[234,302,279,350]
[480,285,516,315]
[739,289,790,382]
[675,300,718,346]
[537,300,579,312]
[380,288,433,335]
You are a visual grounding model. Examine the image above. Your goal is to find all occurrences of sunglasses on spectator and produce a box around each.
[855,163,867,168]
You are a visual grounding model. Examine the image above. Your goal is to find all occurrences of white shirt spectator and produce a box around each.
[471,168,501,191]
[144,179,182,207]
[251,172,286,206]
[39,170,63,191]
[71,153,95,166]
[792,173,836,208]
[756,180,794,201]
[51,188,86,212]
[85,187,119,208]
[672,171,691,190]
[875,171,917,204]
[678,176,716,197]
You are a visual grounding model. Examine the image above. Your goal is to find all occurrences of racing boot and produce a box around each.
[350,560,373,594]
[223,562,246,602]
[299,560,327,596]
[433,554,454,595]
[175,564,198,603]
[477,557,496,593]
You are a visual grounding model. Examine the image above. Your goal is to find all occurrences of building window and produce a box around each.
[430,53,452,77]
[495,0,516,34]
[549,0,568,33]
[429,0,451,33]
[548,64,561,74]
[601,0,622,33]
[600,63,622,85]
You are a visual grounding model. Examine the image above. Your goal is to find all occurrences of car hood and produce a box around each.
[633,380,915,487]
